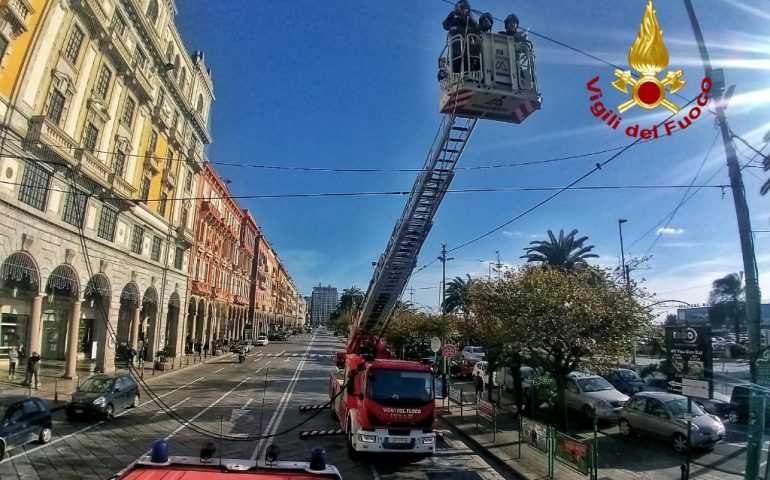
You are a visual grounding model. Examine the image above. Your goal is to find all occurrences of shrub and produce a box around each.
[729,343,748,358]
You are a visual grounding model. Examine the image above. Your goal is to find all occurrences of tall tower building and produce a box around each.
[311,284,337,327]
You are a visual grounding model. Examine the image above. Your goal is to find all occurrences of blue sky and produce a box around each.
[176,1,770,318]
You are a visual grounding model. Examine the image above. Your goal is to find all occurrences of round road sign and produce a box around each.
[443,344,457,358]
[430,336,442,353]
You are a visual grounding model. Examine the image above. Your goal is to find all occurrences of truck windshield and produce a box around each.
[367,370,434,406]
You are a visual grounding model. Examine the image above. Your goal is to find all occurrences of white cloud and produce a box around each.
[503,230,523,238]
[656,227,684,236]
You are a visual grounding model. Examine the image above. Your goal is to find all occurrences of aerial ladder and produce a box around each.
[330,7,541,459]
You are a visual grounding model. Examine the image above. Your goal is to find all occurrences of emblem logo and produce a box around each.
[612,0,686,113]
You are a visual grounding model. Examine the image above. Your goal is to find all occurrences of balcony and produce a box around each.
[0,0,33,37]
[76,0,108,34]
[143,150,160,174]
[111,174,136,199]
[107,28,131,71]
[153,103,171,129]
[187,145,204,172]
[235,295,248,305]
[176,224,195,247]
[26,116,79,165]
[129,66,153,102]
[162,169,176,189]
[201,200,224,225]
[191,280,212,296]
[76,149,111,188]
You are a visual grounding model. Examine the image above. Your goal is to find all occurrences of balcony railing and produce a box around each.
[130,66,152,101]
[108,28,131,70]
[112,174,136,199]
[77,0,108,33]
[192,280,212,296]
[177,224,195,246]
[235,295,248,305]
[76,149,111,187]
[26,116,79,165]
[162,169,176,188]
[153,103,171,128]
[0,0,32,36]
[143,150,160,174]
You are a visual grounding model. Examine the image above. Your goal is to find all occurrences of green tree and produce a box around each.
[328,286,365,335]
[708,273,745,335]
[520,229,598,270]
[471,265,652,429]
[443,275,475,314]
[384,303,442,357]
[663,313,677,326]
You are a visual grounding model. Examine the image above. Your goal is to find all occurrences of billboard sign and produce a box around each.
[665,326,712,397]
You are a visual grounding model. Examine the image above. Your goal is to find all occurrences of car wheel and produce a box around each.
[105,404,115,420]
[331,405,338,421]
[582,405,595,420]
[727,410,740,424]
[672,433,688,453]
[618,419,632,437]
[346,421,358,460]
[131,394,140,408]
[38,426,52,444]
[0,442,5,460]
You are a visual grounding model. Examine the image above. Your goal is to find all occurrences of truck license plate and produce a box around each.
[75,409,84,414]
[389,437,409,443]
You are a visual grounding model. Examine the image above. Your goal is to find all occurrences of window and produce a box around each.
[165,42,173,62]
[121,97,135,126]
[179,68,186,90]
[158,191,168,216]
[149,130,158,154]
[111,13,127,36]
[180,205,189,228]
[18,162,50,211]
[46,89,66,124]
[133,48,147,71]
[165,150,173,170]
[0,35,9,60]
[130,225,144,254]
[62,188,87,227]
[174,247,183,269]
[146,0,159,24]
[94,65,112,99]
[184,169,192,192]
[151,236,162,261]
[83,123,98,153]
[196,94,204,114]
[114,151,126,177]
[63,27,84,64]
[139,176,151,203]
[194,258,200,279]
[97,207,117,241]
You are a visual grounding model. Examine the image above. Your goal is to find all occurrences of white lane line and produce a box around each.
[284,356,291,362]
[370,465,382,480]
[265,360,272,366]
[242,398,254,409]
[0,376,205,464]
[214,367,225,373]
[152,396,191,417]
[250,332,317,460]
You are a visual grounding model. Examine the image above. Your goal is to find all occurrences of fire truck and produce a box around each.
[329,7,541,459]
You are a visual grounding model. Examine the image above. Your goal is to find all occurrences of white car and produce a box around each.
[472,361,501,387]
[565,372,629,420]
[462,345,486,362]
[255,335,269,346]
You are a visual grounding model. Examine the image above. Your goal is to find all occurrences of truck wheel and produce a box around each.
[331,405,338,420]
[346,424,358,460]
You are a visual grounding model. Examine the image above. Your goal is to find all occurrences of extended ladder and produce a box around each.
[358,114,477,335]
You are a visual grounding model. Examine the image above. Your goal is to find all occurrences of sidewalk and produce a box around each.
[0,352,233,410]
[438,403,740,480]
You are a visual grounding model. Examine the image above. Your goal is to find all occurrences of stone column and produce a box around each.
[64,300,82,379]
[130,307,141,353]
[28,294,44,355]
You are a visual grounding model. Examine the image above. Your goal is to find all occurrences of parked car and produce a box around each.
[726,385,770,424]
[255,335,269,346]
[461,345,486,362]
[619,391,725,452]
[644,376,671,392]
[66,374,140,420]
[0,396,52,459]
[472,361,500,387]
[603,368,646,395]
[449,359,475,379]
[565,372,629,420]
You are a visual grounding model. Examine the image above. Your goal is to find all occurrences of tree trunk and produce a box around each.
[554,375,569,431]
[511,357,523,414]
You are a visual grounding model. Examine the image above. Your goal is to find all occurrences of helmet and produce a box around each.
[479,12,494,32]
[454,0,471,17]
[504,13,519,33]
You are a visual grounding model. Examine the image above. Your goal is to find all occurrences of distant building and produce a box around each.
[676,304,770,334]
[311,285,338,326]
[304,296,311,325]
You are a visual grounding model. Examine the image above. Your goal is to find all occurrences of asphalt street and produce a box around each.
[0,331,512,480]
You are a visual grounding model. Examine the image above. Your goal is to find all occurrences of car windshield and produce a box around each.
[79,377,114,393]
[667,398,706,418]
[466,347,484,355]
[367,369,434,406]
[578,377,614,392]
[258,336,266,340]
[619,370,641,381]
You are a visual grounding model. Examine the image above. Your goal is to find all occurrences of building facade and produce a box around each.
[676,304,770,334]
[311,284,337,327]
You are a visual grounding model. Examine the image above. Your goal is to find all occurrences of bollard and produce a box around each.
[54,378,58,402]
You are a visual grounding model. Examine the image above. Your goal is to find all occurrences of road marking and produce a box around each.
[152,396,191,417]
[265,360,272,366]
[370,465,381,480]
[0,376,205,464]
[214,367,225,373]
[284,356,291,362]
[251,332,317,460]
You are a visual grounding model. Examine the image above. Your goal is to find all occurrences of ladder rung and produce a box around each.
[448,137,466,143]
[452,126,470,132]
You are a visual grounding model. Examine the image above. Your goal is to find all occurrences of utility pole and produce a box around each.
[438,244,454,397]
[683,2,764,478]
[494,250,503,280]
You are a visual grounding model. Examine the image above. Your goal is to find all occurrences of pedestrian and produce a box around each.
[27,351,41,389]
[442,0,481,76]
[8,345,18,380]
[203,341,209,358]
[474,373,484,398]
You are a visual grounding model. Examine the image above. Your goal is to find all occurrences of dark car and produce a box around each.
[0,396,52,459]
[604,368,646,395]
[726,385,770,425]
[66,374,140,420]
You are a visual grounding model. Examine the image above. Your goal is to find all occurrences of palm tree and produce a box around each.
[521,229,598,269]
[708,273,745,336]
[337,286,364,313]
[443,275,475,315]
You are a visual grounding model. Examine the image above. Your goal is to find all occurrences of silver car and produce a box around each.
[619,391,725,453]
[565,372,629,420]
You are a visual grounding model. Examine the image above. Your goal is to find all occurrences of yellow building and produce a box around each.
[0,0,213,374]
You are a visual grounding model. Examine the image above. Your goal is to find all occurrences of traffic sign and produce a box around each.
[430,336,441,353]
[443,344,457,358]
